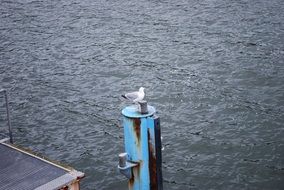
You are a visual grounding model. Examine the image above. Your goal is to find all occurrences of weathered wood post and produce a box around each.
[118,101,163,190]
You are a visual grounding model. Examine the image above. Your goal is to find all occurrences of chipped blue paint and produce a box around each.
[122,105,156,190]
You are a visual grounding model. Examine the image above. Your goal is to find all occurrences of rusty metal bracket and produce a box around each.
[118,152,139,179]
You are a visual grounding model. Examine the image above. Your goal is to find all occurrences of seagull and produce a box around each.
[122,87,145,103]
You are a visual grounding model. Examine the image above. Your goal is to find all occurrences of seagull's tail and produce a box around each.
[121,94,127,99]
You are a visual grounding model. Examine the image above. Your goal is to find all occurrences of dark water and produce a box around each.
[1,0,284,189]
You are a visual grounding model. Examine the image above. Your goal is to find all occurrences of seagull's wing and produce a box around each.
[123,91,139,101]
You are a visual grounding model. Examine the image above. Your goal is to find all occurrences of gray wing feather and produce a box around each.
[124,92,139,100]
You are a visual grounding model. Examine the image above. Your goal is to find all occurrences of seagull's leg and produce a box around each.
[134,101,140,112]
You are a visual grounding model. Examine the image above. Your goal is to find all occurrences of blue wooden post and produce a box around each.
[118,103,163,190]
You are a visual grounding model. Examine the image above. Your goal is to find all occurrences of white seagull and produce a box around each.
[122,87,145,103]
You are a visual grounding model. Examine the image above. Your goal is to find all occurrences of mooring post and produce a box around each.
[0,89,13,144]
[118,101,163,190]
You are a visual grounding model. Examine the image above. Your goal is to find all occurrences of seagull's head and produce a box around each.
[139,87,145,92]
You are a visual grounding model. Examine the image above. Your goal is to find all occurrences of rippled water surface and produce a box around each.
[1,0,284,189]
